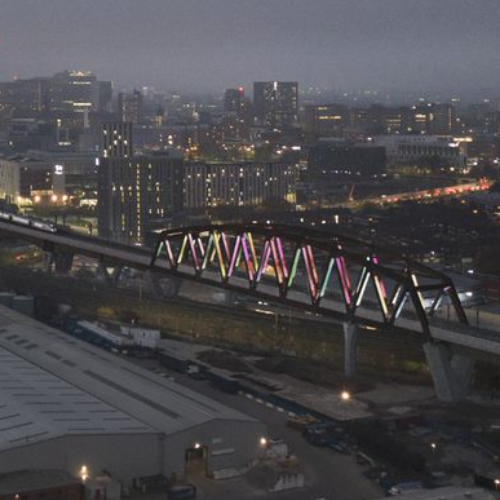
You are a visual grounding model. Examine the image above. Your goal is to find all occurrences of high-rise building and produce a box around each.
[97,152,184,244]
[118,90,143,124]
[411,103,457,135]
[184,162,297,210]
[48,71,98,114]
[428,103,457,135]
[304,104,349,137]
[383,107,414,135]
[0,78,47,115]
[224,88,245,114]
[253,81,298,130]
[223,87,252,140]
[101,122,133,159]
[0,71,112,116]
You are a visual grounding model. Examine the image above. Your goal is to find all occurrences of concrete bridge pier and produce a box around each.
[343,322,359,379]
[424,342,475,402]
[145,271,182,299]
[42,251,54,272]
[53,251,74,274]
[98,263,123,286]
[41,249,73,274]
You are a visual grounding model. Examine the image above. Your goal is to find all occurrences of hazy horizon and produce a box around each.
[1,0,499,95]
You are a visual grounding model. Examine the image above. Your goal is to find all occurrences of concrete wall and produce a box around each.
[0,422,266,486]
[0,433,162,486]
[0,268,429,381]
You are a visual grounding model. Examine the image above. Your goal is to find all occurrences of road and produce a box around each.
[344,178,492,209]
[133,358,382,500]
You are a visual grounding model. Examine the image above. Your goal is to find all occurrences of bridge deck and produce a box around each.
[0,220,498,357]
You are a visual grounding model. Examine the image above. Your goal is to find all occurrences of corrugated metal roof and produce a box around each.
[0,305,255,451]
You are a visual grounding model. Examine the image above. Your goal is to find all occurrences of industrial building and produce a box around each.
[0,305,266,487]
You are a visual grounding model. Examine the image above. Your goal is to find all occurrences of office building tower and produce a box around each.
[0,71,112,116]
[0,78,47,115]
[101,122,133,159]
[253,81,298,130]
[98,152,184,244]
[223,87,252,140]
[304,104,349,137]
[48,71,99,114]
[118,90,143,124]
[224,88,246,114]
[428,103,457,135]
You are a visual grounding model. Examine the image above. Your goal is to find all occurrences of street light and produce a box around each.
[340,391,351,421]
[341,391,351,401]
[79,465,89,482]
[260,437,268,447]
[494,479,500,491]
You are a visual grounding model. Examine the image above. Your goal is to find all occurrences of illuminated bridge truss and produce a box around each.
[152,224,468,337]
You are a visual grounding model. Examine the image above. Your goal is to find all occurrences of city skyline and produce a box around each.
[1,0,499,94]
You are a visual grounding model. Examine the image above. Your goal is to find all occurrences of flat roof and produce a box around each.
[0,305,256,451]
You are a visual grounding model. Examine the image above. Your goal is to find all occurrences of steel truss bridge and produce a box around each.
[0,219,499,402]
[151,224,467,338]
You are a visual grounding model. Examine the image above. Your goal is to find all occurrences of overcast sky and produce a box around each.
[0,0,499,94]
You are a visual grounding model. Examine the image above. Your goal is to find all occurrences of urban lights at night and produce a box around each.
[79,465,89,482]
[341,391,351,401]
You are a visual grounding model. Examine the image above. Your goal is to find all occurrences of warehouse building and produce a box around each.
[0,305,266,487]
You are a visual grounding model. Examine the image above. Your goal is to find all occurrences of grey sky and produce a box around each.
[0,0,499,93]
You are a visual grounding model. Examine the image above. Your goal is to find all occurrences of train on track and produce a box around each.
[0,211,58,233]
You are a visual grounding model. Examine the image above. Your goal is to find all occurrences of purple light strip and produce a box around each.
[336,257,352,304]
[228,235,241,277]
[241,235,255,282]
[302,246,318,300]
[188,234,200,271]
[257,241,271,283]
[276,237,289,279]
[270,238,283,285]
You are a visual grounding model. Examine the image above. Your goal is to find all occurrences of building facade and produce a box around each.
[118,90,143,124]
[373,135,466,169]
[304,104,349,137]
[253,82,298,130]
[102,121,134,159]
[184,162,297,210]
[0,305,266,488]
[0,71,112,117]
[98,153,184,244]
[307,142,387,180]
[0,152,98,204]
